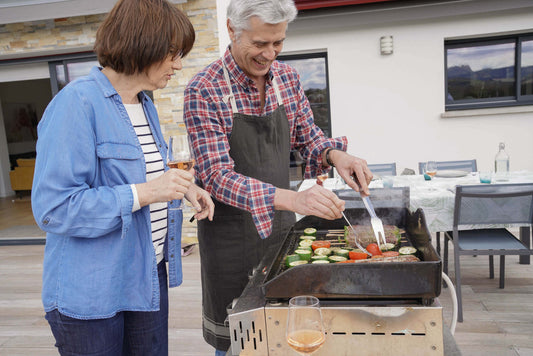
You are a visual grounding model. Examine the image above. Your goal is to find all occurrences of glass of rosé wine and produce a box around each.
[286,295,326,355]
[167,135,194,210]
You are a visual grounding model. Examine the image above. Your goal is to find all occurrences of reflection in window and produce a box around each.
[447,42,515,101]
[67,61,99,82]
[521,39,533,96]
[445,33,533,110]
[278,53,331,138]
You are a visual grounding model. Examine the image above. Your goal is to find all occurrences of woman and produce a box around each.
[31,0,213,354]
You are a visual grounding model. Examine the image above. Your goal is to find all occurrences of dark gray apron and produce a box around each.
[197,65,295,350]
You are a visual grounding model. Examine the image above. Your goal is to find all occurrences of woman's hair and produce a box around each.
[94,0,195,75]
[227,0,297,39]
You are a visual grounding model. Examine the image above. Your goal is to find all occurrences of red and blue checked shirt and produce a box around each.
[183,48,347,239]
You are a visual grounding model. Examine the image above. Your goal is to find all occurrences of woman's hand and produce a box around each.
[136,168,195,207]
[184,184,214,221]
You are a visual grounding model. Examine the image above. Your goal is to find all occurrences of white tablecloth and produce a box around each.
[298,171,533,233]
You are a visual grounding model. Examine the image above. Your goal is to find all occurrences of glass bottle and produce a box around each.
[494,142,510,181]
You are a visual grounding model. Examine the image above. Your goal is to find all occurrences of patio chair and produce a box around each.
[368,162,397,177]
[418,159,477,175]
[443,183,533,322]
[418,159,477,256]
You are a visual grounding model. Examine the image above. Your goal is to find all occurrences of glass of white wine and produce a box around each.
[286,295,326,355]
[167,135,195,210]
[424,161,438,191]
[425,161,437,179]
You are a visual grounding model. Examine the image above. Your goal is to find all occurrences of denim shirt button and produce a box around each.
[170,219,174,223]
[43,217,50,225]
[170,254,174,258]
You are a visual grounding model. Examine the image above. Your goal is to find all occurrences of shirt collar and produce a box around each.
[223,46,275,89]
[90,66,150,103]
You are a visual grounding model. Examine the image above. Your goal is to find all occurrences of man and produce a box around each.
[183,0,372,354]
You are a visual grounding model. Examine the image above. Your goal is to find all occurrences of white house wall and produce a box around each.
[216,0,533,173]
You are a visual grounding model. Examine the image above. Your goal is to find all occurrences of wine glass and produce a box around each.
[425,161,437,179]
[286,295,326,355]
[167,135,194,210]
[167,135,194,170]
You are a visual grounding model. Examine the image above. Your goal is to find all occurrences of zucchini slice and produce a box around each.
[312,259,330,264]
[328,255,348,263]
[285,254,300,267]
[299,235,316,241]
[313,247,332,256]
[303,227,317,236]
[289,260,308,267]
[295,249,312,261]
[334,248,350,258]
[399,246,417,255]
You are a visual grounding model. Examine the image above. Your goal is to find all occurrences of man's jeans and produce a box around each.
[45,261,169,356]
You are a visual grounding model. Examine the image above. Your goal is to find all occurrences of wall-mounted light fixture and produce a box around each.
[380,35,393,55]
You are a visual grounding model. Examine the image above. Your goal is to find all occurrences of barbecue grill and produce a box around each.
[228,188,449,355]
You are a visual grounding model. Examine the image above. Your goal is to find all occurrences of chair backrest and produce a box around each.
[368,163,397,176]
[418,159,477,174]
[453,183,533,227]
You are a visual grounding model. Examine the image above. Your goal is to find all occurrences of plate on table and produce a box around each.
[436,170,469,178]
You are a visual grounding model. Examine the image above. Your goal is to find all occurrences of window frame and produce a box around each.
[445,32,533,111]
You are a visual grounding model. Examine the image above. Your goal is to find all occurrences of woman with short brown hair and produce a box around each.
[32,0,213,354]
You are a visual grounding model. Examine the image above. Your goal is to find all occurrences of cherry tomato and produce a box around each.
[366,243,382,256]
[348,251,368,260]
[311,241,331,251]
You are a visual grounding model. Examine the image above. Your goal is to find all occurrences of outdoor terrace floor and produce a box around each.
[1,196,533,355]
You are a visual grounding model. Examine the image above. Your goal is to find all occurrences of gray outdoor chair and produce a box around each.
[368,162,397,177]
[417,159,477,175]
[418,159,478,256]
[443,183,533,322]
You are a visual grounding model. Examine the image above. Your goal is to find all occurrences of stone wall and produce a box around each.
[0,0,221,240]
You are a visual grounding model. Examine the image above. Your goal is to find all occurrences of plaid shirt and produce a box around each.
[184,48,347,239]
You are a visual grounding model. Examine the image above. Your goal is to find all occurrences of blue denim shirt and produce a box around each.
[32,66,183,320]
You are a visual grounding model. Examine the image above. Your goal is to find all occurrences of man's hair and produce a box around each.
[227,0,297,39]
[94,0,195,75]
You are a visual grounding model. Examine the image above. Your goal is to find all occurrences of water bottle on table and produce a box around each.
[494,142,510,182]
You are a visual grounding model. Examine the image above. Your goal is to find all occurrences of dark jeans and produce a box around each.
[45,261,169,356]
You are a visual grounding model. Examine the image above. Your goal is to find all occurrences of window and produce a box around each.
[445,33,533,111]
[49,54,99,95]
[278,52,331,138]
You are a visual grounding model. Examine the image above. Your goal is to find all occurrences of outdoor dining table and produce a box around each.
[298,170,533,264]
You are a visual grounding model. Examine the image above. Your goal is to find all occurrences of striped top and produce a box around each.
[125,103,167,263]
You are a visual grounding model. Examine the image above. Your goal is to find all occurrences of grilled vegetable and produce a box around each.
[311,241,331,251]
[289,260,308,267]
[304,227,317,236]
[328,255,347,263]
[285,254,300,267]
[399,246,417,255]
[313,247,332,256]
[295,249,312,261]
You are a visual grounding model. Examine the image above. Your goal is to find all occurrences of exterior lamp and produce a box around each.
[380,35,393,55]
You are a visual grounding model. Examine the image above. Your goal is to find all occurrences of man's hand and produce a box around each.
[184,184,215,221]
[274,185,345,220]
[327,149,373,196]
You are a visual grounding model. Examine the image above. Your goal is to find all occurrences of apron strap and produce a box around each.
[222,64,283,113]
[222,65,238,114]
